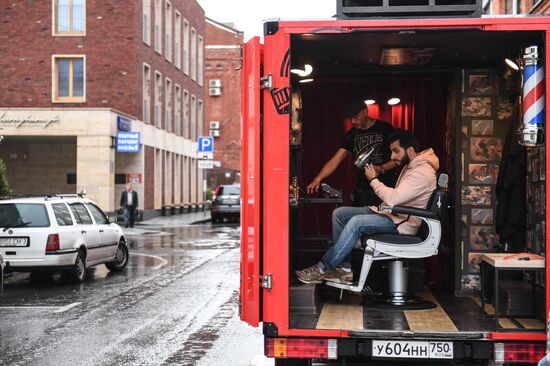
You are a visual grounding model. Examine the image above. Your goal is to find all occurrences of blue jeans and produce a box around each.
[322,206,398,271]
[539,356,550,366]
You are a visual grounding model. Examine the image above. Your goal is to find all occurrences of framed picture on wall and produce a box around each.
[469,164,499,184]
[468,75,499,96]
[470,138,502,161]
[471,208,493,225]
[470,226,497,250]
[461,214,468,237]
[461,126,468,149]
[468,253,483,273]
[462,97,492,117]
[471,120,494,135]
[461,274,481,291]
[462,186,491,205]
[497,97,514,120]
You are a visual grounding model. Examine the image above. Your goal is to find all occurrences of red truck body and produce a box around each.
[241,15,550,364]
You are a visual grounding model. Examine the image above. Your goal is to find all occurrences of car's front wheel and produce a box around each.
[71,249,87,283]
[106,241,129,271]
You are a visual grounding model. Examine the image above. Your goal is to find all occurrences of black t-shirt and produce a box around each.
[340,120,397,199]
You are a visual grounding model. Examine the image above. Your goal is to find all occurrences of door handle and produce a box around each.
[81,230,86,234]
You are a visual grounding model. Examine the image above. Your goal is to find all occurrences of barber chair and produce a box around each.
[325,174,449,309]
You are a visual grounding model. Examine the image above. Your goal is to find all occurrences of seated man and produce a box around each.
[296,129,439,284]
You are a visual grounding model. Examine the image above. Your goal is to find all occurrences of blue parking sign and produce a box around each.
[198,136,213,153]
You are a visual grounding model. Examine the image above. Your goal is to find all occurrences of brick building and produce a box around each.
[204,18,243,189]
[483,0,549,14]
[0,0,206,217]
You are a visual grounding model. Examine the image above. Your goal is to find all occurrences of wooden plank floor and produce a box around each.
[290,290,544,332]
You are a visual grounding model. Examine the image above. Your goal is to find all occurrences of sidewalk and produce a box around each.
[121,210,211,236]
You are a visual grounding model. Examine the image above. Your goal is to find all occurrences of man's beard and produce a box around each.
[396,154,410,166]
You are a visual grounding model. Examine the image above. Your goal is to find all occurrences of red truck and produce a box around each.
[240,5,550,365]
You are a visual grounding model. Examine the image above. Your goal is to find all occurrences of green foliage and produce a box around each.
[206,187,214,201]
[0,159,9,197]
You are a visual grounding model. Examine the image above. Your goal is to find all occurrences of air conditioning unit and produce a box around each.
[210,130,220,137]
[209,87,222,96]
[210,121,220,129]
[209,79,222,88]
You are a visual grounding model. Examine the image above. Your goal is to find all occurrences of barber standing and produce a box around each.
[120,183,138,228]
[306,98,398,206]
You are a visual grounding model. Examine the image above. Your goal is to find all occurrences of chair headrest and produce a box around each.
[437,173,449,189]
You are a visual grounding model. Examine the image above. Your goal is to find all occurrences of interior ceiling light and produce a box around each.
[364,99,376,105]
[505,58,520,71]
[387,97,401,106]
[290,64,313,77]
[299,78,314,83]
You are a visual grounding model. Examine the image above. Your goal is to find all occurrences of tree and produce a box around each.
[0,159,11,197]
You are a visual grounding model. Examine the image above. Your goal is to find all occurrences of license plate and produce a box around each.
[0,237,28,247]
[372,340,453,359]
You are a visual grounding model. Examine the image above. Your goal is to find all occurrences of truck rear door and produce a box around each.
[240,36,263,327]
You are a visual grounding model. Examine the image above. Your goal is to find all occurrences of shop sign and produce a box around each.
[117,115,132,131]
[0,112,59,128]
[116,132,140,152]
[126,173,142,184]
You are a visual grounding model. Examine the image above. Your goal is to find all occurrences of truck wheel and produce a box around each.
[106,241,129,271]
[274,359,311,366]
[71,250,87,283]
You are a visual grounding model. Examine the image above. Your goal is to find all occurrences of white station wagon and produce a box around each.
[0,194,128,282]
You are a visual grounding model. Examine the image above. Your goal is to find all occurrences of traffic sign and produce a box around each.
[198,136,213,153]
[198,160,214,169]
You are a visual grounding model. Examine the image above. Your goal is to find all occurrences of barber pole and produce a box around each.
[519,45,545,146]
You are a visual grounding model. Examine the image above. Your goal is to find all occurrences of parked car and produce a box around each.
[211,184,240,223]
[0,194,129,282]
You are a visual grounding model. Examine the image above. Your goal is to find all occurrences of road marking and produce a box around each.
[0,302,81,313]
[54,302,82,313]
[131,252,168,270]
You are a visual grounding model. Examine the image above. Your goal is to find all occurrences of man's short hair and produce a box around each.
[344,98,368,119]
[388,129,420,152]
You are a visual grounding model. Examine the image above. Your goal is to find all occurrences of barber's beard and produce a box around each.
[397,154,410,166]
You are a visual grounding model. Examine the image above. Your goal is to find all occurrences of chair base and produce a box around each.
[362,293,437,310]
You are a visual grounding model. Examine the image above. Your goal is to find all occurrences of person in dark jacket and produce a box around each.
[120,183,138,228]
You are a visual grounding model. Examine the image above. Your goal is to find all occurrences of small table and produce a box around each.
[480,253,545,328]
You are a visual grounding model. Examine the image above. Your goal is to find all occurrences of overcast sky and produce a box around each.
[196,0,337,40]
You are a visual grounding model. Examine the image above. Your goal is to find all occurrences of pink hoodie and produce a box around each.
[369,148,440,235]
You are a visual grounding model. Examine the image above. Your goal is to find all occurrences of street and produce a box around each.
[0,215,268,366]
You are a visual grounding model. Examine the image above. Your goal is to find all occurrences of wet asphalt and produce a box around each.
[0,218,268,366]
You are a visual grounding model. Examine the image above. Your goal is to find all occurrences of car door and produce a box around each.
[68,202,101,263]
[50,203,79,252]
[85,202,118,261]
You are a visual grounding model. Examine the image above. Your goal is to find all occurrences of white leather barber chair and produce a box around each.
[326,174,449,309]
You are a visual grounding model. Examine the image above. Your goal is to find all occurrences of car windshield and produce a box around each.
[218,186,240,195]
[0,203,50,228]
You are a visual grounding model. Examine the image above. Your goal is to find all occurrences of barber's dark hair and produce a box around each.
[388,129,420,152]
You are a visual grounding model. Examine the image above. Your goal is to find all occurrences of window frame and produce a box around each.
[143,63,151,124]
[183,19,190,75]
[52,0,86,36]
[165,77,173,132]
[52,55,86,103]
[165,0,173,62]
[142,0,151,45]
[155,71,163,128]
[197,35,204,86]
[174,11,182,69]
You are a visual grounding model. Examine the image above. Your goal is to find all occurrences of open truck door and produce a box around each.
[240,37,263,327]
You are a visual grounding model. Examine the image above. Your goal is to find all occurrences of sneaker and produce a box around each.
[295,264,325,284]
[325,267,353,285]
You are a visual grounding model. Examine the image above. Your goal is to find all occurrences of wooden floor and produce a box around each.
[290,290,545,333]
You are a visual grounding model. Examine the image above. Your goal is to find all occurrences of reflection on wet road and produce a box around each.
[0,222,265,366]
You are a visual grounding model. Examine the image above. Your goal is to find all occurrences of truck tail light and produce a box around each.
[494,342,546,364]
[266,338,337,360]
[46,234,60,252]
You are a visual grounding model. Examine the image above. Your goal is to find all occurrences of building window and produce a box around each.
[154,0,162,54]
[165,1,172,62]
[174,11,181,69]
[143,64,151,124]
[142,0,151,45]
[191,28,197,81]
[165,78,172,132]
[155,71,162,127]
[183,90,190,138]
[175,84,181,135]
[53,0,85,35]
[183,20,190,75]
[198,35,204,86]
[191,94,196,140]
[53,56,85,102]
[197,99,203,137]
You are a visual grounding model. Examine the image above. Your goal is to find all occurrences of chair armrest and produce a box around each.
[391,205,439,220]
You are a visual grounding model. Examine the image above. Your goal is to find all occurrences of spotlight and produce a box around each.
[299,78,314,83]
[364,99,376,105]
[505,58,520,71]
[387,97,401,106]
